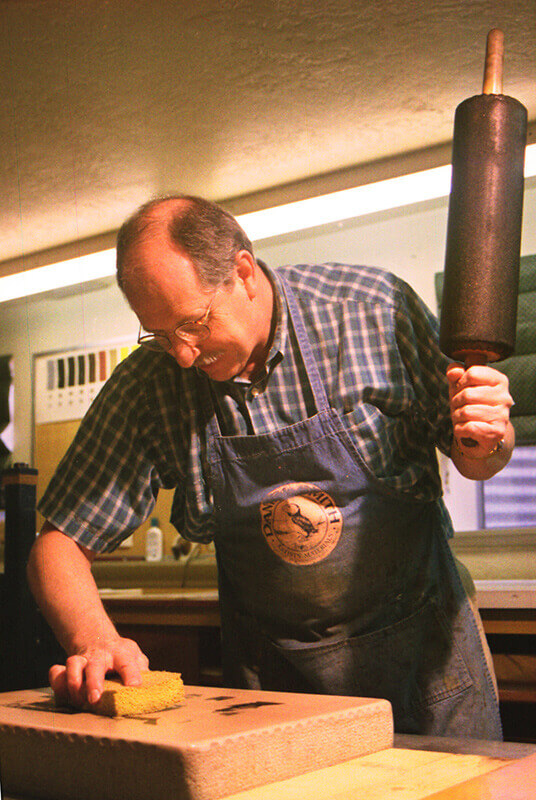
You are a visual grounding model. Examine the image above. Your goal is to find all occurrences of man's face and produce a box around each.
[124,237,272,381]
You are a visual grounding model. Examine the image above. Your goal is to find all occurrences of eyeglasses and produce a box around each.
[137,289,218,351]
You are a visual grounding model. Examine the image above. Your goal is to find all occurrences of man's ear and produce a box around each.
[234,250,258,300]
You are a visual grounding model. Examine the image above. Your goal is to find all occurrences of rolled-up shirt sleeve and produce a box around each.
[38,349,185,552]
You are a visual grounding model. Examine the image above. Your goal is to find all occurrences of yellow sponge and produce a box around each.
[80,670,185,717]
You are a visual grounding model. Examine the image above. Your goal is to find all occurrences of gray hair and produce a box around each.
[116,195,255,292]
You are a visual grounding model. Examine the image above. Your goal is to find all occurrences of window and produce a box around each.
[482,445,536,529]
[437,255,536,532]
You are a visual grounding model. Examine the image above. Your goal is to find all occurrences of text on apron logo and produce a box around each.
[260,482,343,565]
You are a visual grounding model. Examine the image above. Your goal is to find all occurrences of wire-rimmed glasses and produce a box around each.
[137,289,218,352]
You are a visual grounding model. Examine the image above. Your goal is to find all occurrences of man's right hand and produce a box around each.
[49,636,149,708]
[27,524,151,709]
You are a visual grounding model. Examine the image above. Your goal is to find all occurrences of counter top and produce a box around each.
[99,587,219,601]
[98,581,534,610]
[92,555,218,591]
[99,585,221,632]
[474,579,536,608]
[394,733,536,760]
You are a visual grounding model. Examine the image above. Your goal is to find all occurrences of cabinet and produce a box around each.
[101,591,222,686]
[477,584,536,743]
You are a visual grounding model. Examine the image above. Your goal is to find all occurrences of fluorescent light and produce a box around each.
[0,249,116,303]
[236,165,452,241]
[524,141,536,179]
[1,142,535,302]
[238,142,536,242]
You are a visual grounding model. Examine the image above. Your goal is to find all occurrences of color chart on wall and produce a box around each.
[34,342,138,424]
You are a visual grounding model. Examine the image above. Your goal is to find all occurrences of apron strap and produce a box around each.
[276,273,331,413]
[204,270,332,438]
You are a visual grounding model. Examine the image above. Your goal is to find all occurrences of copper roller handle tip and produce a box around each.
[482,28,504,95]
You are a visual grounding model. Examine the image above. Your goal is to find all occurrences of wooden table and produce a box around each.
[4,745,535,800]
[218,748,536,800]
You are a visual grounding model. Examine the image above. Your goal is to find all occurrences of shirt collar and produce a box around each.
[259,260,288,366]
[230,259,287,390]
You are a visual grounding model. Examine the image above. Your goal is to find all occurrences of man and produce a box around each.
[28,195,514,737]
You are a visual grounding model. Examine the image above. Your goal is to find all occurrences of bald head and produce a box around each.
[115,196,274,382]
[116,195,255,297]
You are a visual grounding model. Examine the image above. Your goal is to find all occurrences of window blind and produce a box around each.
[482,445,536,528]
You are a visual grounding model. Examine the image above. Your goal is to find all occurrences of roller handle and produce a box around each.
[457,353,488,448]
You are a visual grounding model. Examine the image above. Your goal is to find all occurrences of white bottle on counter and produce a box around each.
[145,517,163,561]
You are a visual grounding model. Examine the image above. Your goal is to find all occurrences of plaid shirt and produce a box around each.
[38,262,454,551]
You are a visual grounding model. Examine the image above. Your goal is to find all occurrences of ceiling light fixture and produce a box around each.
[236,165,453,242]
[1,142,535,303]
[0,249,117,304]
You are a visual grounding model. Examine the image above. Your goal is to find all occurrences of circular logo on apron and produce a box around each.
[260,482,343,565]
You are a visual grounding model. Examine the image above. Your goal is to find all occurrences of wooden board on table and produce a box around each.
[221,746,510,800]
[426,751,536,799]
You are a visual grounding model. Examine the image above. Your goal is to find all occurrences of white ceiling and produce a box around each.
[1,0,535,268]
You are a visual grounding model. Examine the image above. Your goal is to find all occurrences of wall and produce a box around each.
[1,179,535,536]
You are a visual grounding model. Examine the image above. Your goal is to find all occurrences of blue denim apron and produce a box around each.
[204,277,502,739]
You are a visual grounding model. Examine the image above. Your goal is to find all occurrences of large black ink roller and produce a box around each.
[440,29,527,372]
